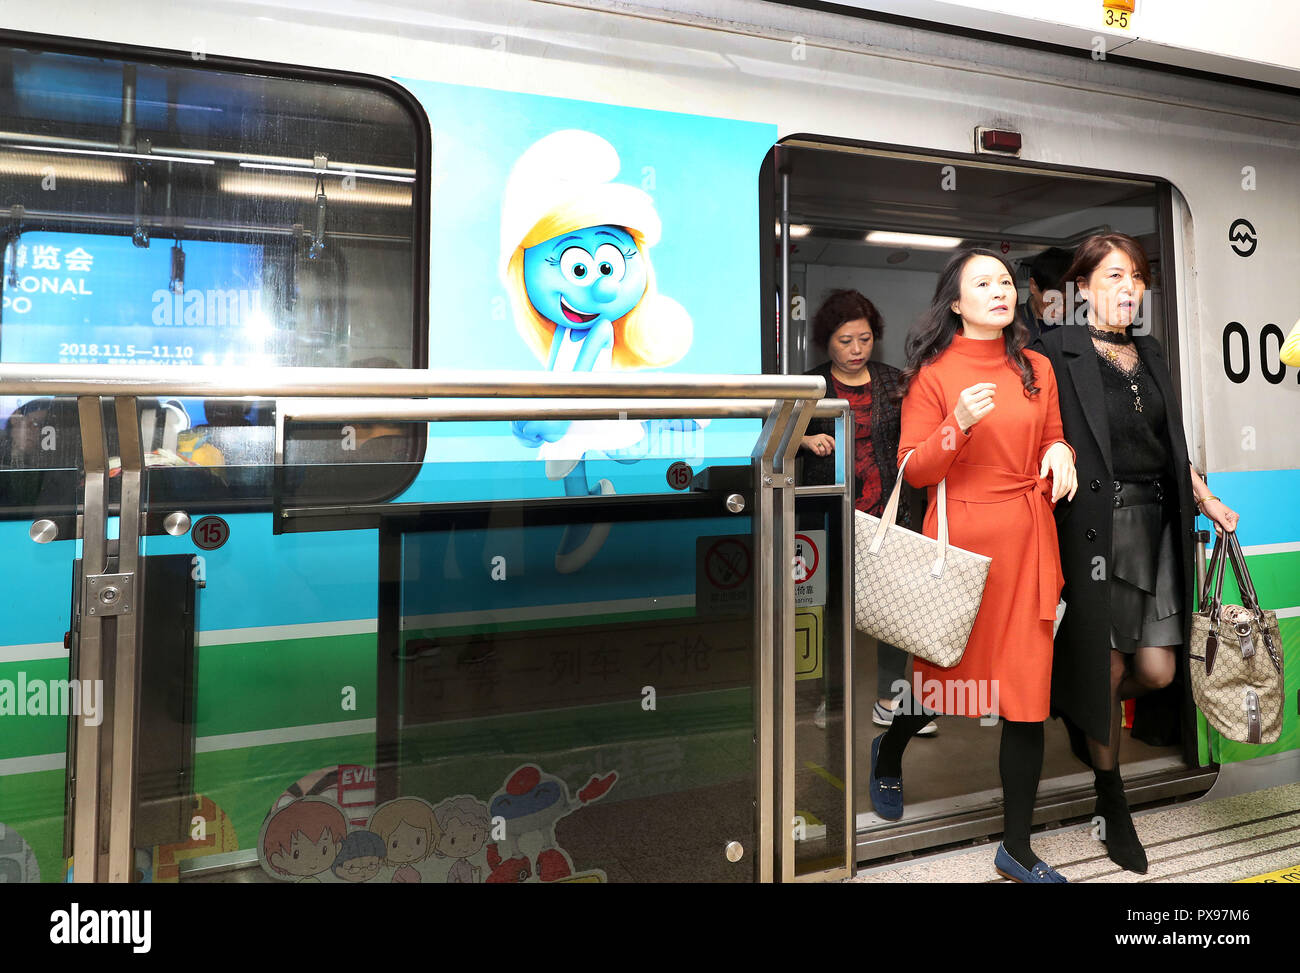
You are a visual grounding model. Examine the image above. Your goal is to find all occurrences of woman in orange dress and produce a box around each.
[868,248,1078,882]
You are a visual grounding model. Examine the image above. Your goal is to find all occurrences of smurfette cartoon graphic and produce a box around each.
[501,129,699,572]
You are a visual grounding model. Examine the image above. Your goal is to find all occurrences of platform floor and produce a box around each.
[849,781,1300,883]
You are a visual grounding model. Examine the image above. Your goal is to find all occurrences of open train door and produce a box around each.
[762,137,1214,866]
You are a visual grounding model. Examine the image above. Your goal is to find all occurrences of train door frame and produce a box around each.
[760,134,1218,863]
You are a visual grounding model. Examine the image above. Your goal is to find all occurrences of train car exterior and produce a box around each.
[0,0,1296,882]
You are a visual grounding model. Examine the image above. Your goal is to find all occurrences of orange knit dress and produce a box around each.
[898,333,1072,722]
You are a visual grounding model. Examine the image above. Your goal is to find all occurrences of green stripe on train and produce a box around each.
[0,658,75,759]
[195,633,377,737]
[0,769,65,883]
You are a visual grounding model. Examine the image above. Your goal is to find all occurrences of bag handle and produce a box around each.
[1225,531,1283,676]
[1211,529,1229,626]
[1199,529,1228,610]
[1225,531,1262,614]
[866,449,952,578]
[1199,531,1230,676]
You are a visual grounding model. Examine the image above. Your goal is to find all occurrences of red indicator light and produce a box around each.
[980,129,1023,154]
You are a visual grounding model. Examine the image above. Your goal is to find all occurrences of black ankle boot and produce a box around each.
[1062,715,1093,770]
[1094,769,1147,874]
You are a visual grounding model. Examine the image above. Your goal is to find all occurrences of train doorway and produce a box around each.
[762,139,1216,864]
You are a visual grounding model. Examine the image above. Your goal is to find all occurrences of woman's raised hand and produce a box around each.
[954,383,997,434]
[801,433,835,457]
[1040,441,1078,503]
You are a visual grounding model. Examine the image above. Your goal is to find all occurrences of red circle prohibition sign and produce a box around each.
[794,533,819,582]
[706,538,751,590]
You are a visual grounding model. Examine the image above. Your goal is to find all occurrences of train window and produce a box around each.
[0,44,427,514]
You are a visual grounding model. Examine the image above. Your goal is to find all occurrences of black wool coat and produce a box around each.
[1030,325,1197,745]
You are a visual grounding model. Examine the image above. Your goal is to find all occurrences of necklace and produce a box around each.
[1087,324,1132,345]
[1097,346,1144,412]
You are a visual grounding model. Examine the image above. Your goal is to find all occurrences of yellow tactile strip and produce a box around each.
[1237,863,1300,883]
[851,782,1300,883]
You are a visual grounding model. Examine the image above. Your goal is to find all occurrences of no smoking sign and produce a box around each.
[696,535,753,616]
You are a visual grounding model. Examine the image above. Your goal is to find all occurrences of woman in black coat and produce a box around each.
[1031,233,1239,873]
[800,290,933,735]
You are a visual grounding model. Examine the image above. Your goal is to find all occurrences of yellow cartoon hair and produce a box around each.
[369,799,440,865]
[503,205,691,370]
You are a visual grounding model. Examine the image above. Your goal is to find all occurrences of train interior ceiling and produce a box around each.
[773,143,1207,859]
[779,143,1166,374]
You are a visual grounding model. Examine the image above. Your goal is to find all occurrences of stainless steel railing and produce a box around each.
[0,363,825,400]
[0,364,853,884]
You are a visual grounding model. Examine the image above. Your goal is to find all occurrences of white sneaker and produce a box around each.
[872,700,937,736]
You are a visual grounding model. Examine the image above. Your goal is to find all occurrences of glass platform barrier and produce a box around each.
[0,364,853,884]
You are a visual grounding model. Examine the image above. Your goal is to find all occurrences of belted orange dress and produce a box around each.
[898,333,1073,722]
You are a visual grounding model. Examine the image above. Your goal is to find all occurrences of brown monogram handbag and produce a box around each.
[853,452,991,668]
[1189,531,1286,744]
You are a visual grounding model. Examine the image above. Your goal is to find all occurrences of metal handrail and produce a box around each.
[278,396,849,423]
[0,364,825,400]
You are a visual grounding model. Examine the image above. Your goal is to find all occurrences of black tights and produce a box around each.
[877,710,1045,871]
[1088,646,1176,771]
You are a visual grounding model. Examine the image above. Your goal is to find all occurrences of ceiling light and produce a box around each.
[239,161,415,184]
[865,231,963,249]
[774,222,812,237]
[0,150,126,184]
[7,144,212,166]
[219,172,412,208]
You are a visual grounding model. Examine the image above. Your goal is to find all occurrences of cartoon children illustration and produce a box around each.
[260,798,347,883]
[501,129,700,572]
[485,764,617,883]
[368,797,439,883]
[432,795,491,883]
[331,830,386,883]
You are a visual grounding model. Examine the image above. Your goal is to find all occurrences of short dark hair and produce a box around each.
[1063,233,1152,290]
[1024,247,1074,292]
[810,289,884,349]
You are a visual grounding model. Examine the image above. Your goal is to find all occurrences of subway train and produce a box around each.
[0,0,1296,884]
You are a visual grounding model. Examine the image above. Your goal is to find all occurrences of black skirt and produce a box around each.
[1109,482,1183,653]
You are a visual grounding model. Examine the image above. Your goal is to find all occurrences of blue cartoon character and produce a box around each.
[484,763,617,883]
[501,129,700,572]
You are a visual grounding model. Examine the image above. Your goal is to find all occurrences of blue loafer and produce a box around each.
[868,735,904,820]
[993,843,1068,883]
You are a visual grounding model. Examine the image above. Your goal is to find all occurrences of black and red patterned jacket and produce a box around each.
[799,359,914,529]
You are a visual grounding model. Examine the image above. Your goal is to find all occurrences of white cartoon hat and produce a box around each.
[499,129,661,279]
